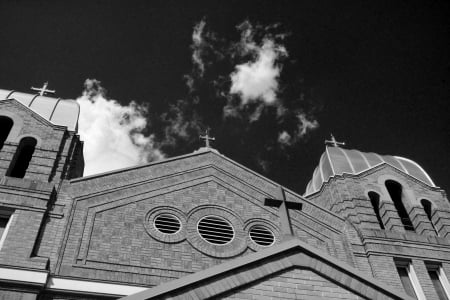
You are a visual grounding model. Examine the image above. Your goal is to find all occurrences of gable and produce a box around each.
[0,99,67,144]
[224,268,362,300]
[57,150,356,286]
[120,238,413,300]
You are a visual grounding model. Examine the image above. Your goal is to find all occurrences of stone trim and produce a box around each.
[186,205,246,258]
[244,218,279,251]
[144,206,186,243]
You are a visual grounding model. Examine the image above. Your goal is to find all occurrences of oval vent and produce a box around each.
[154,214,181,234]
[198,216,234,245]
[249,225,275,247]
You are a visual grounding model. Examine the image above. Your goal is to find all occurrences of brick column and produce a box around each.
[367,255,403,290]
[411,259,439,300]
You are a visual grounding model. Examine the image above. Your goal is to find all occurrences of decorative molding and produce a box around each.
[47,277,148,296]
[0,267,47,286]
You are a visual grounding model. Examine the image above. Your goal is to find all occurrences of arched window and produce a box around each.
[385,180,414,231]
[0,116,13,150]
[421,199,439,235]
[7,137,37,178]
[368,192,385,229]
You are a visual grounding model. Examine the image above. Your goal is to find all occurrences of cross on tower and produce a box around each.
[325,134,345,147]
[200,129,215,148]
[31,82,55,96]
[264,186,302,239]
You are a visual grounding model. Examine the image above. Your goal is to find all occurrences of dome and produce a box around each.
[0,89,80,131]
[305,146,435,195]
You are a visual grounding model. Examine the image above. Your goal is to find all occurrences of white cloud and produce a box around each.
[229,20,287,109]
[230,39,285,105]
[77,79,164,176]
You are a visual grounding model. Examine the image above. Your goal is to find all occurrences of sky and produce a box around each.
[0,1,449,195]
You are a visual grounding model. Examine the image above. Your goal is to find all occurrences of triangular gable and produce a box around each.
[120,237,412,300]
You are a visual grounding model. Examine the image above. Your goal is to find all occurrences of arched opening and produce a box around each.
[385,180,414,231]
[0,116,13,150]
[368,192,385,229]
[421,199,439,235]
[7,137,37,178]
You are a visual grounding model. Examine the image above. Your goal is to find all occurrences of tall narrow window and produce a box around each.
[0,211,13,250]
[0,116,13,150]
[7,137,37,178]
[426,263,450,300]
[395,260,426,299]
[368,192,385,229]
[421,199,439,235]
[386,180,414,231]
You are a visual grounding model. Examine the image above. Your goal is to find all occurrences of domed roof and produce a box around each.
[305,146,435,195]
[0,89,80,131]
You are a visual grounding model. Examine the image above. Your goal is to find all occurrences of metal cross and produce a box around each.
[200,129,215,148]
[31,82,55,96]
[264,186,302,239]
[325,134,345,147]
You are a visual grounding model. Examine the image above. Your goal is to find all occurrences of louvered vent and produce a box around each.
[197,216,234,245]
[249,225,275,246]
[154,214,181,234]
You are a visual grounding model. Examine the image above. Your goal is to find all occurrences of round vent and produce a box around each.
[154,214,181,234]
[249,225,275,247]
[198,216,235,245]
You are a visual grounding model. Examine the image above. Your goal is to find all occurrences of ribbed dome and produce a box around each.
[305,146,435,195]
[0,89,79,131]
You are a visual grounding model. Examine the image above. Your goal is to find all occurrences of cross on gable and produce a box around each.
[264,186,302,239]
[325,133,345,147]
[199,129,215,148]
[31,82,56,96]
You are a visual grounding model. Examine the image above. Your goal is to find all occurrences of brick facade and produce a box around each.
[0,91,449,299]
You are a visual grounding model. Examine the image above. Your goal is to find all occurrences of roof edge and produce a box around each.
[120,237,412,300]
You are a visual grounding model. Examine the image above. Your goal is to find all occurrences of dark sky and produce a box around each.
[0,1,449,195]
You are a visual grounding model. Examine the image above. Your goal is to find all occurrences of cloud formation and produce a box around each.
[182,19,319,155]
[230,23,287,106]
[77,79,164,176]
[191,19,207,78]
[277,112,319,147]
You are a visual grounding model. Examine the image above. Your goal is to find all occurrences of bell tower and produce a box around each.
[305,138,450,299]
[0,89,84,182]
[0,88,84,299]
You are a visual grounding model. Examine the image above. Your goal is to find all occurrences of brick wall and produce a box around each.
[0,101,83,182]
[224,268,362,300]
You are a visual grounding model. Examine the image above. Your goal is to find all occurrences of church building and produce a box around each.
[0,88,449,299]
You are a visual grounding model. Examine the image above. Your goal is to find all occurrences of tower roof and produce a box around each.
[0,89,80,131]
[305,146,435,195]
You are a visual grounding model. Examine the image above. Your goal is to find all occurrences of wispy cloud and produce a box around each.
[191,19,207,78]
[278,112,319,147]
[77,79,164,176]
[160,99,202,147]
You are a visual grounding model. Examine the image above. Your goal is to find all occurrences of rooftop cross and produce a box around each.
[325,134,345,147]
[200,129,215,148]
[264,186,302,240]
[31,82,55,96]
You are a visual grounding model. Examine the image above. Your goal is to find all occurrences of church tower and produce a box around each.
[0,88,84,299]
[0,89,84,182]
[305,139,450,299]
